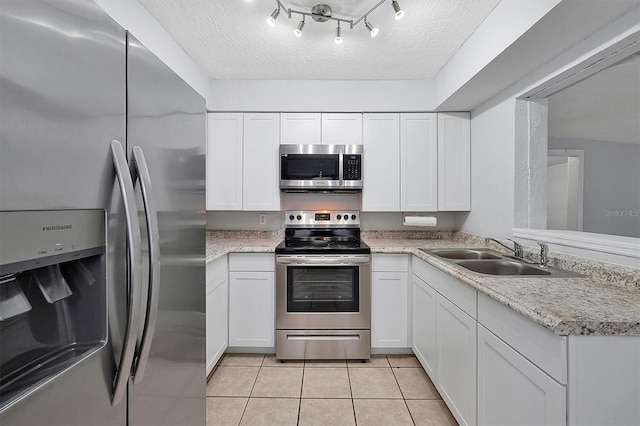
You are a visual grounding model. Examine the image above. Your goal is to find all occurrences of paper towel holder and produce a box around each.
[403,215,437,227]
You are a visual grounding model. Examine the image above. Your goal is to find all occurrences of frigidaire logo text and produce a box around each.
[42,225,73,231]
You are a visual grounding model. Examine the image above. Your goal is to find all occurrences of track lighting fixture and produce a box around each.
[364,17,379,38]
[334,22,342,44]
[266,7,280,27]
[392,0,404,20]
[294,17,305,37]
[266,0,406,43]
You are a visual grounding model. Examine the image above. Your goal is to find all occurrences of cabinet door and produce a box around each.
[206,273,228,375]
[412,274,437,378]
[477,325,566,426]
[280,113,321,144]
[371,271,408,348]
[401,113,438,211]
[437,294,477,426]
[242,113,281,211]
[438,113,470,211]
[362,113,400,211]
[321,113,363,145]
[228,271,275,347]
[206,113,243,210]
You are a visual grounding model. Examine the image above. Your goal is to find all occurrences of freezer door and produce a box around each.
[0,1,128,425]
[126,35,206,426]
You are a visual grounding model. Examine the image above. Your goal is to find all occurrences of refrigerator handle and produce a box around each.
[130,146,161,384]
[110,140,144,407]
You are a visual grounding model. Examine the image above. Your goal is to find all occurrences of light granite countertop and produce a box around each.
[206,231,640,337]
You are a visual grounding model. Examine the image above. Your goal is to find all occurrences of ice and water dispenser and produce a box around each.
[0,210,106,410]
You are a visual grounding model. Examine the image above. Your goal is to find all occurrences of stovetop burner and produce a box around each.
[275,211,371,255]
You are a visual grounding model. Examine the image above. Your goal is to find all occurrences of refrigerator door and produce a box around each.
[0,1,128,425]
[126,35,206,426]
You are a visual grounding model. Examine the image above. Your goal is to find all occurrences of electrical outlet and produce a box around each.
[259,214,266,225]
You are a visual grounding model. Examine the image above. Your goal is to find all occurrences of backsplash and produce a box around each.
[362,230,454,240]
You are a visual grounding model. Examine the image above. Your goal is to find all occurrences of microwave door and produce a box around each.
[281,154,340,180]
[280,154,342,190]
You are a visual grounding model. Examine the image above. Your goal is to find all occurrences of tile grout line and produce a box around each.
[346,358,357,426]
[238,354,265,426]
[389,361,418,426]
[297,360,305,426]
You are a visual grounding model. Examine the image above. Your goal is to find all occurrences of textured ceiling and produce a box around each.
[137,0,501,80]
[549,53,640,145]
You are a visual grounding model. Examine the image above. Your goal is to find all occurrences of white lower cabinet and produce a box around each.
[436,294,477,426]
[206,255,228,376]
[371,255,409,348]
[228,254,275,348]
[477,324,566,426]
[412,274,437,378]
[412,256,477,425]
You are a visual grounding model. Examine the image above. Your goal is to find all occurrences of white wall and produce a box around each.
[462,97,516,240]
[461,6,640,265]
[209,80,435,112]
[433,0,562,108]
[94,0,212,106]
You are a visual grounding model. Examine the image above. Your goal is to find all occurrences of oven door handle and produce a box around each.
[276,255,370,265]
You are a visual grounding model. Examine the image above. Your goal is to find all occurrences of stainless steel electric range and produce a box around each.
[275,211,371,361]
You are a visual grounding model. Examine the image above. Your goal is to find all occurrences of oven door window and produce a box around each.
[281,154,340,180]
[287,266,359,312]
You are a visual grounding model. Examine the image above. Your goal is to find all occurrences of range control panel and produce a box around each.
[284,211,360,227]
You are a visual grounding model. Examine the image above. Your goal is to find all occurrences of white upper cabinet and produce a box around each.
[438,112,470,211]
[401,113,438,212]
[362,113,400,211]
[242,113,281,211]
[280,113,322,145]
[321,113,363,145]
[206,113,243,210]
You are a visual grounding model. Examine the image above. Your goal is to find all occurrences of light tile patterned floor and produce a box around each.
[206,354,457,426]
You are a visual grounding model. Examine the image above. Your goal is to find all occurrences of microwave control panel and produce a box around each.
[343,154,361,181]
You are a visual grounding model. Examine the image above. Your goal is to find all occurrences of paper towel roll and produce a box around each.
[403,215,437,227]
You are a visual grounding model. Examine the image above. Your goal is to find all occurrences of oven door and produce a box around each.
[275,254,370,330]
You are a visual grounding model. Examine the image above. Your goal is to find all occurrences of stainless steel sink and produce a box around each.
[420,248,584,277]
[420,248,502,260]
[456,259,550,276]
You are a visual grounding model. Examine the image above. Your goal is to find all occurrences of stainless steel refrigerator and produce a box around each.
[0,1,206,424]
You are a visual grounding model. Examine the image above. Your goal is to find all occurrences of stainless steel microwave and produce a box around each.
[279,144,363,192]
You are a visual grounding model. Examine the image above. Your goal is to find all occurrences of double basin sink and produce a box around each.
[419,248,583,278]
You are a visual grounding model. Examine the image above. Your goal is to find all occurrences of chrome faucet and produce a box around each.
[485,237,524,259]
[538,241,549,268]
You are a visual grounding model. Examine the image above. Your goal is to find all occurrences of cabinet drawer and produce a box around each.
[478,292,567,384]
[372,254,409,272]
[412,256,476,319]
[207,255,227,284]
[229,253,275,271]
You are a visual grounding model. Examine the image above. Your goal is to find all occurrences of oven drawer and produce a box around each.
[276,330,371,360]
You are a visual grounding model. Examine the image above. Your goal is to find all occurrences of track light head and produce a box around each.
[266,7,280,27]
[364,17,379,38]
[392,0,404,20]
[294,18,305,37]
